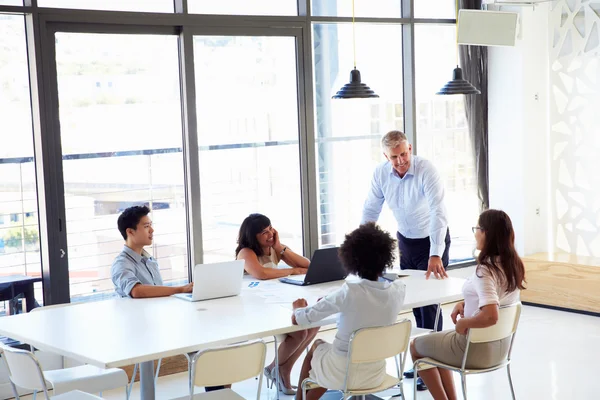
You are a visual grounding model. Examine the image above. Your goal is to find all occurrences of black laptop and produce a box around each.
[279,247,348,286]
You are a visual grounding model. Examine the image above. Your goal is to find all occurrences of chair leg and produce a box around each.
[507,365,516,400]
[127,363,138,399]
[155,358,162,384]
[273,335,280,400]
[184,353,193,396]
[399,381,405,400]
[394,356,403,397]
[32,390,37,400]
[461,374,467,400]
[413,362,418,400]
[8,381,20,400]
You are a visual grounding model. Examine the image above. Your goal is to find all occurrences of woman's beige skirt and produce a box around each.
[413,329,511,369]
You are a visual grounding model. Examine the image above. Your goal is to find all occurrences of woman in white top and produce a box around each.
[410,209,526,400]
[235,213,316,395]
[291,222,406,400]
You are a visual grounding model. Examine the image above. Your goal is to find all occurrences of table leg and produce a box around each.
[24,283,36,312]
[140,360,156,400]
[10,284,15,315]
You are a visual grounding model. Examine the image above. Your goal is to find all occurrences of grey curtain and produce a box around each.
[459,0,489,211]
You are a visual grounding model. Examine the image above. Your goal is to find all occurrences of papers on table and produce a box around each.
[245,280,338,309]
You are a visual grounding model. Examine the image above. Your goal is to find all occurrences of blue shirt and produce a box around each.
[111,245,164,298]
[361,155,448,257]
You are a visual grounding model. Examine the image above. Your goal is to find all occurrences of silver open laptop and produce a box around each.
[173,260,244,302]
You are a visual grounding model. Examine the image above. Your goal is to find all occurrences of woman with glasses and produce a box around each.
[409,209,526,400]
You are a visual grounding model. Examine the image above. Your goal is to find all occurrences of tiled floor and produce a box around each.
[19,267,600,399]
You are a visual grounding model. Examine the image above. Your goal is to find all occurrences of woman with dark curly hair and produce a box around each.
[409,209,526,400]
[235,213,317,395]
[291,222,407,400]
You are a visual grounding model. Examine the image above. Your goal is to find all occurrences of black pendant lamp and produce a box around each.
[437,66,480,95]
[332,0,379,99]
[437,2,480,95]
[332,68,379,99]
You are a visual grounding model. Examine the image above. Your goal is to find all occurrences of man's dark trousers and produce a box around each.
[396,229,451,332]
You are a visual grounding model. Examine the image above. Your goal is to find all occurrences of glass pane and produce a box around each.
[189,0,296,16]
[415,24,478,263]
[0,14,43,314]
[311,0,401,18]
[55,33,188,302]
[313,23,403,247]
[194,36,303,263]
[414,0,456,19]
[0,1,22,5]
[37,0,172,13]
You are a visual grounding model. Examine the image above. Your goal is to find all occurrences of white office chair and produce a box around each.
[0,344,128,399]
[31,303,160,398]
[301,319,412,400]
[171,339,267,400]
[414,302,522,400]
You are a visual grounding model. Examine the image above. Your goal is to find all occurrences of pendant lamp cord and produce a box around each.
[352,0,357,69]
[455,0,459,67]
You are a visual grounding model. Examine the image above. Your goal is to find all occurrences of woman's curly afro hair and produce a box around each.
[338,222,396,281]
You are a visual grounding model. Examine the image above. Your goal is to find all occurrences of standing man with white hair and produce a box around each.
[361,130,451,391]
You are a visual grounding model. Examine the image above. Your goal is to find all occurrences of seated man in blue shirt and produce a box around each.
[111,205,224,392]
[111,205,193,298]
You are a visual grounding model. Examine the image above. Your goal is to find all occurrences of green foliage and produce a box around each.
[2,226,39,249]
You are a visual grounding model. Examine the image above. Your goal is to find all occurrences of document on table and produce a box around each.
[259,287,338,306]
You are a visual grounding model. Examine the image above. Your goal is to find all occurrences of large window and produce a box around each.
[313,23,403,247]
[194,35,304,262]
[415,25,478,262]
[0,14,42,313]
[0,1,473,305]
[54,33,189,301]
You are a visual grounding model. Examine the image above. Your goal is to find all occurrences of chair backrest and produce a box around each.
[349,319,412,364]
[0,344,49,396]
[191,339,266,388]
[468,303,522,344]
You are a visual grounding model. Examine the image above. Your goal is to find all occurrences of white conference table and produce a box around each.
[0,270,464,400]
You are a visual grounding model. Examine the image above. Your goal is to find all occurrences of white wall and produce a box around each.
[488,4,551,256]
[547,0,600,257]
[490,0,600,258]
